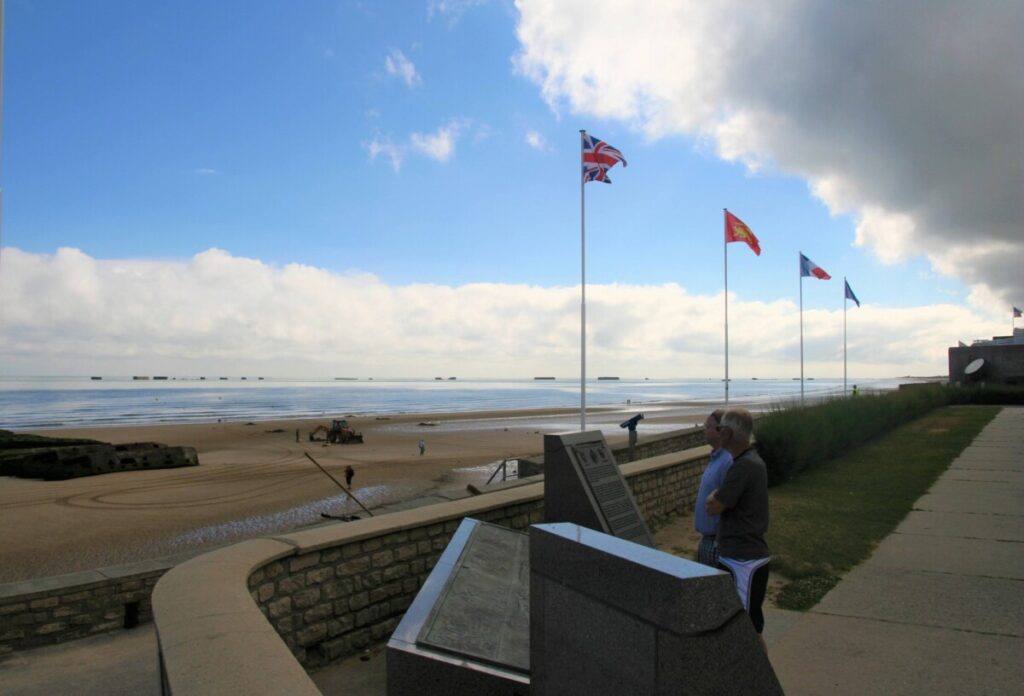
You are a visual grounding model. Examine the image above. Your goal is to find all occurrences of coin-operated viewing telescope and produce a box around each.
[619,413,644,461]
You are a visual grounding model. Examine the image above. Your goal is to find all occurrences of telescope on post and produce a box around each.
[619,413,644,461]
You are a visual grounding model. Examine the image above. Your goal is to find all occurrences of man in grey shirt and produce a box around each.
[706,408,770,646]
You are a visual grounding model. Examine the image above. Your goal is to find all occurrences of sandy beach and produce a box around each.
[0,401,737,583]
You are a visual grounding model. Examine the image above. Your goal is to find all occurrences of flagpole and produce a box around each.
[580,129,587,431]
[723,209,729,405]
[799,252,805,405]
[844,277,848,396]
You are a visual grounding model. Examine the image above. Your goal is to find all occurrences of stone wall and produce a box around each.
[627,451,703,528]
[247,501,546,668]
[1,436,709,664]
[244,448,709,670]
[0,557,187,658]
[518,424,708,472]
[613,424,707,462]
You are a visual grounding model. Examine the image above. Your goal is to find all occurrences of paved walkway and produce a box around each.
[0,624,158,695]
[3,406,1021,694]
[769,406,1024,694]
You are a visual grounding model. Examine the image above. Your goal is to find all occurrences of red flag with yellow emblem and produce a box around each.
[724,210,761,256]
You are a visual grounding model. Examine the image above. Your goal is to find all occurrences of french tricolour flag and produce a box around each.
[800,253,831,280]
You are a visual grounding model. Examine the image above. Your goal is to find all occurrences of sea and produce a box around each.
[0,376,924,431]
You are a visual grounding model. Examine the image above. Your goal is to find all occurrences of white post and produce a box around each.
[580,130,587,431]
[724,209,729,405]
[800,252,805,405]
[0,0,5,261]
[844,277,848,396]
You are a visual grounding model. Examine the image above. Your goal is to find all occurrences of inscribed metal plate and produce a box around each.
[570,441,652,545]
[417,522,530,674]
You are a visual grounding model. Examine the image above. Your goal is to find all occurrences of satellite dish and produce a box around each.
[964,358,985,377]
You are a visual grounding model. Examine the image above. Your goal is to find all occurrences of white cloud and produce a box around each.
[194,168,218,176]
[410,120,465,163]
[429,0,489,25]
[365,137,403,172]
[525,129,548,152]
[513,0,1024,307]
[0,247,1006,378]
[367,120,477,170]
[384,48,422,88]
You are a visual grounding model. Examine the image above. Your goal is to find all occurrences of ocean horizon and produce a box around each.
[0,376,928,431]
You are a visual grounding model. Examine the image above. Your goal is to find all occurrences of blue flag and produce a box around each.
[845,280,861,307]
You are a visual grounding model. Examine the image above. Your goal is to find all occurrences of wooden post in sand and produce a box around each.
[304,452,374,517]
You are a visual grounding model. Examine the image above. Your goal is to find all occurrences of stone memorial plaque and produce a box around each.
[387,518,530,696]
[544,430,653,547]
[417,521,530,670]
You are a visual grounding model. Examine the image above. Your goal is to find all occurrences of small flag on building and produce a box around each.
[800,253,831,280]
[582,133,627,184]
[724,210,762,256]
[845,280,860,307]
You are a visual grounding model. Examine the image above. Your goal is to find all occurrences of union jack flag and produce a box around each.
[582,133,627,184]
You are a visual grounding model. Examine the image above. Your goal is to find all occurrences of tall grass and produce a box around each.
[755,383,1023,485]
[768,405,1000,609]
[945,383,1024,405]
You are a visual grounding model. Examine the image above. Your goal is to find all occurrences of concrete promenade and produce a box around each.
[2,406,1021,694]
[769,406,1024,694]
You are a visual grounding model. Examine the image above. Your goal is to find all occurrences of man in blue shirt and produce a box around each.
[694,409,732,567]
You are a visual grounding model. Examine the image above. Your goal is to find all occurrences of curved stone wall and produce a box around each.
[153,447,710,695]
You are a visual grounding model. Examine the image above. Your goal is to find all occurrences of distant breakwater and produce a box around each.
[0,377,913,430]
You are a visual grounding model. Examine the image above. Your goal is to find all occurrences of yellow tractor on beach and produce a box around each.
[309,419,364,444]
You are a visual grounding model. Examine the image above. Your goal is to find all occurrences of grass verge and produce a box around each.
[767,405,1000,610]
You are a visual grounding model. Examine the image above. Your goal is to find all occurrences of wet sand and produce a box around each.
[0,402,735,583]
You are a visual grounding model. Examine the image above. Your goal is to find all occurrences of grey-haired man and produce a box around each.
[706,408,770,646]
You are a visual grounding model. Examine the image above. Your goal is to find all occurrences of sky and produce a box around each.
[1,0,1022,379]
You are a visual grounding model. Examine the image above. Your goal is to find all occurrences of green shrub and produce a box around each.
[755,383,1023,484]
[945,383,1024,405]
[756,385,948,484]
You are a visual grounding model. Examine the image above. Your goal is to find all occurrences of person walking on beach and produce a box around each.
[694,409,732,567]
[344,465,354,488]
[295,429,300,443]
[418,440,426,456]
[705,408,771,649]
